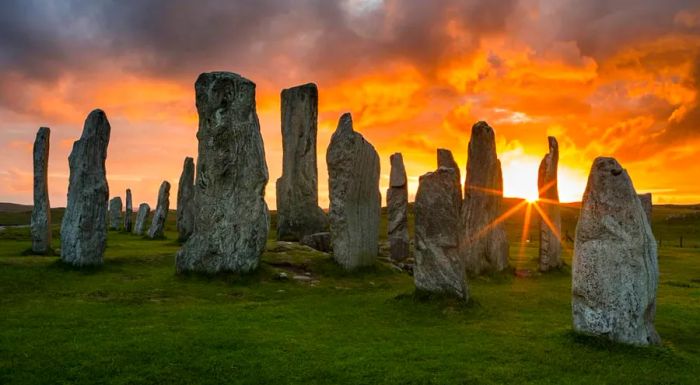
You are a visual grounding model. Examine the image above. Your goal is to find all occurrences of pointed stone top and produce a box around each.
[184,156,194,166]
[472,121,494,135]
[81,109,110,141]
[334,113,354,136]
[196,71,254,86]
[389,153,407,187]
[37,126,50,135]
[547,136,558,151]
[584,157,639,206]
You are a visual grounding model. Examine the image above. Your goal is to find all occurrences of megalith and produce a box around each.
[414,167,469,300]
[147,181,170,239]
[133,203,151,236]
[437,148,461,188]
[326,113,380,270]
[461,121,509,275]
[124,189,133,232]
[60,109,110,266]
[176,72,269,274]
[387,152,409,261]
[276,83,328,241]
[572,157,660,345]
[108,197,122,231]
[177,157,195,242]
[638,193,652,225]
[31,126,51,254]
[537,136,562,271]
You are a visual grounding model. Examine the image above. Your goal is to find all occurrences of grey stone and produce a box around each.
[108,197,122,231]
[177,157,195,242]
[147,181,170,239]
[133,203,151,235]
[437,148,461,188]
[538,136,563,271]
[300,232,332,253]
[387,152,409,261]
[638,193,652,225]
[60,109,110,267]
[414,167,468,300]
[572,157,660,345]
[461,121,509,275]
[276,83,328,241]
[176,72,269,274]
[30,126,51,254]
[124,189,133,232]
[327,113,380,270]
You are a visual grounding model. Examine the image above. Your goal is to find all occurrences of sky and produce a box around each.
[1,0,699,209]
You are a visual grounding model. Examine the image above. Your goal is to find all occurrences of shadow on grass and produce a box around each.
[20,247,56,256]
[565,330,679,359]
[49,259,105,274]
[393,290,480,311]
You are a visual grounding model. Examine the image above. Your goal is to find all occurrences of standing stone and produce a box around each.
[147,181,170,239]
[327,113,380,270]
[133,203,151,236]
[538,136,562,271]
[414,167,469,300]
[276,83,328,241]
[176,72,269,274]
[387,153,409,261]
[437,148,461,188]
[108,197,123,231]
[177,157,195,242]
[461,121,509,275]
[60,109,110,267]
[124,189,133,232]
[572,157,660,345]
[31,127,51,254]
[638,193,653,225]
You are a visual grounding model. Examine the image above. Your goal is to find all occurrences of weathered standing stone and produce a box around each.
[108,197,123,231]
[326,113,380,270]
[461,121,509,275]
[572,157,660,345]
[437,148,461,188]
[60,109,110,266]
[133,203,151,235]
[638,193,653,225]
[177,157,195,242]
[538,136,563,271]
[176,72,269,274]
[387,153,409,261]
[276,83,328,241]
[124,189,133,232]
[414,167,468,300]
[147,181,170,239]
[31,127,51,254]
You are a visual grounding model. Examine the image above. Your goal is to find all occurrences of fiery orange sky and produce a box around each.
[1,0,699,209]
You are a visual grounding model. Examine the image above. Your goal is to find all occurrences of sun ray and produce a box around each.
[518,202,534,267]
[468,198,528,243]
[531,202,561,241]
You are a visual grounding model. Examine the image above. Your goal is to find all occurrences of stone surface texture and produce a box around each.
[387,152,409,261]
[572,157,660,345]
[177,157,195,242]
[124,189,133,232]
[133,203,151,235]
[538,136,563,271]
[60,109,110,266]
[31,126,51,254]
[108,197,122,231]
[437,148,461,189]
[638,193,653,225]
[176,72,269,274]
[461,121,509,275]
[414,167,469,300]
[147,181,170,239]
[276,83,328,241]
[326,113,380,270]
[300,232,332,253]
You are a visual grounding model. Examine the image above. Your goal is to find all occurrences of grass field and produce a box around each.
[1,200,699,384]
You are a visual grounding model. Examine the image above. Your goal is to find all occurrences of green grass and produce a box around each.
[0,202,699,384]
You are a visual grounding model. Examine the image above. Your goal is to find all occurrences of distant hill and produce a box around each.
[0,202,33,213]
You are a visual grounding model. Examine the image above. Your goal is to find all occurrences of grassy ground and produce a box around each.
[0,202,699,384]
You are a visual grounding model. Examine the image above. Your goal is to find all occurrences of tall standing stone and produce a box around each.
[124,189,133,232]
[327,113,380,270]
[437,148,461,188]
[461,121,509,275]
[414,167,469,300]
[572,157,660,345]
[538,136,562,271]
[30,127,51,254]
[147,181,170,239]
[176,72,269,274]
[177,157,195,242]
[133,203,151,236]
[638,193,652,225]
[108,197,122,231]
[276,83,328,241]
[60,109,110,267]
[387,153,409,261]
